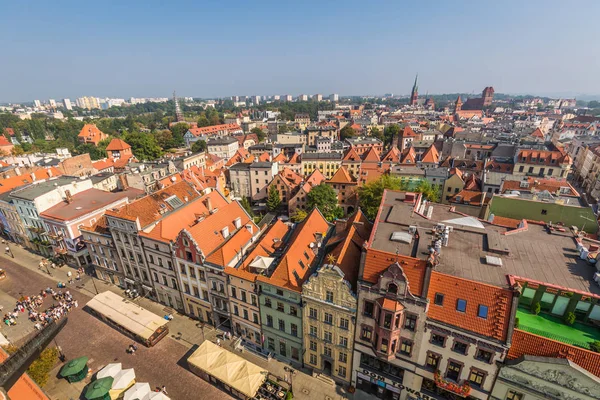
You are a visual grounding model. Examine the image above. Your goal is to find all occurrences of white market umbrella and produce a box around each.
[96,363,122,379]
[124,382,151,400]
[143,392,171,400]
[112,368,136,390]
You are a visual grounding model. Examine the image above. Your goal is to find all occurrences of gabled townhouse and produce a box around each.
[103,181,200,299]
[267,168,304,206]
[256,209,333,367]
[173,198,258,327]
[78,124,108,145]
[207,137,239,162]
[139,190,229,312]
[342,147,362,179]
[345,138,384,155]
[225,220,292,353]
[326,166,358,215]
[40,187,141,267]
[249,162,278,202]
[10,176,94,256]
[81,216,126,287]
[184,123,243,147]
[288,169,327,214]
[302,211,372,385]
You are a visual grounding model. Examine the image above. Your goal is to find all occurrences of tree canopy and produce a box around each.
[122,131,163,160]
[290,209,308,222]
[383,124,400,146]
[307,183,344,221]
[250,127,266,142]
[191,140,207,153]
[266,186,281,212]
[340,125,357,140]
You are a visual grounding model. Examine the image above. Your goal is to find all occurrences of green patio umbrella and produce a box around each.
[59,356,89,383]
[85,376,114,400]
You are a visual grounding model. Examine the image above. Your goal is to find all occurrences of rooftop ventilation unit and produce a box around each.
[390,231,412,244]
[485,255,503,267]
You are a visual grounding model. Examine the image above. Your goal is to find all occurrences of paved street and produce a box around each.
[0,245,351,400]
[0,249,230,400]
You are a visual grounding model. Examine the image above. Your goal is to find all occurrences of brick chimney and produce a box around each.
[118,174,129,190]
[65,189,73,204]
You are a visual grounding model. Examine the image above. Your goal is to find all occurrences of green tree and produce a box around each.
[154,130,174,150]
[307,183,344,221]
[383,124,400,146]
[531,301,541,315]
[266,186,281,212]
[588,100,600,108]
[278,125,291,134]
[75,143,107,160]
[591,340,600,353]
[27,347,59,387]
[291,209,308,222]
[191,140,207,153]
[240,197,254,217]
[11,145,24,156]
[340,125,357,140]
[358,175,403,220]
[415,180,440,202]
[370,126,383,141]
[250,127,266,142]
[123,132,163,160]
[169,122,188,148]
[197,115,211,127]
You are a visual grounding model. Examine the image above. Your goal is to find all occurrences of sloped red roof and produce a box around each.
[362,247,427,296]
[105,138,131,151]
[420,144,439,164]
[401,125,418,138]
[343,147,362,162]
[328,166,355,184]
[362,146,381,163]
[508,330,600,377]
[427,272,512,342]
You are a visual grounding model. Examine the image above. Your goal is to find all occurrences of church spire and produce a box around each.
[410,73,419,106]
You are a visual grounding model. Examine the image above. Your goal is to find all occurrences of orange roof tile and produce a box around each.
[105,138,131,151]
[490,216,522,229]
[342,147,362,162]
[508,329,600,377]
[92,159,114,171]
[0,167,63,195]
[381,146,401,163]
[272,153,287,163]
[530,127,545,138]
[258,152,271,162]
[501,177,579,197]
[362,146,381,163]
[77,124,107,145]
[140,191,227,242]
[427,271,512,341]
[257,208,331,290]
[378,297,405,311]
[517,149,570,166]
[328,166,355,184]
[187,123,242,137]
[105,181,199,227]
[226,220,291,281]
[287,153,301,164]
[400,147,417,164]
[362,248,427,296]
[0,135,12,147]
[449,189,486,206]
[306,169,327,187]
[401,126,418,138]
[420,144,439,164]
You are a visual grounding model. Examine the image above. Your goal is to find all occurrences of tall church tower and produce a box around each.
[482,86,495,107]
[454,96,463,113]
[410,74,419,106]
[173,91,184,122]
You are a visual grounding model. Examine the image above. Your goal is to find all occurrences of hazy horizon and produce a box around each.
[2,0,599,103]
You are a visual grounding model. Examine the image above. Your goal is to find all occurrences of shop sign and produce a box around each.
[357,370,437,400]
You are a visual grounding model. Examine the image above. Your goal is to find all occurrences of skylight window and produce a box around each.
[478,305,488,319]
[456,299,467,313]
[165,195,184,209]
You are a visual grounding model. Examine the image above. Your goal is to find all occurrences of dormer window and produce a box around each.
[387,283,398,294]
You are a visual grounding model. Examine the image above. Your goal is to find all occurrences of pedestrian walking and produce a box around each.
[216,338,221,347]
[161,386,168,395]
[76,273,80,281]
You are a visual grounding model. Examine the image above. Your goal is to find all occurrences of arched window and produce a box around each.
[387,283,398,294]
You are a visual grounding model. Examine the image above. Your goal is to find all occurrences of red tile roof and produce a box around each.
[530,127,545,139]
[400,147,417,164]
[78,124,108,145]
[4,128,15,136]
[381,147,401,163]
[0,135,12,147]
[448,189,487,206]
[105,138,131,151]
[362,247,427,296]
[508,329,600,377]
[104,181,199,227]
[362,147,381,163]
[420,144,439,164]
[257,208,331,291]
[305,169,326,187]
[187,123,242,137]
[427,272,513,341]
[328,166,355,184]
[0,167,62,194]
[400,126,418,138]
[501,177,579,197]
[490,216,522,229]
[342,147,362,162]
[517,149,570,166]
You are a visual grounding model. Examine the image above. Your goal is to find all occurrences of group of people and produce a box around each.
[7,287,78,329]
[66,267,85,284]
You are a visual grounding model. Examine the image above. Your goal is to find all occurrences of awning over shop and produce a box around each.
[188,341,267,398]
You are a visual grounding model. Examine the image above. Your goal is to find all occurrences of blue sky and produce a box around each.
[1,0,599,102]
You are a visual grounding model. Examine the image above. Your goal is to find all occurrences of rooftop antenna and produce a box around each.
[173,91,183,122]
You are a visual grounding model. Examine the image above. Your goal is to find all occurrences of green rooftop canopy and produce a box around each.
[85,376,114,400]
[59,356,89,382]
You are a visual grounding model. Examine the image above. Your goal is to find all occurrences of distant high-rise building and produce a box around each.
[33,99,41,108]
[63,99,73,110]
[76,96,100,110]
[329,93,339,102]
[299,94,308,101]
[284,95,293,102]
[252,95,261,105]
[231,95,240,102]
[273,95,280,101]
[410,74,419,106]
[313,94,323,101]
[48,99,56,108]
